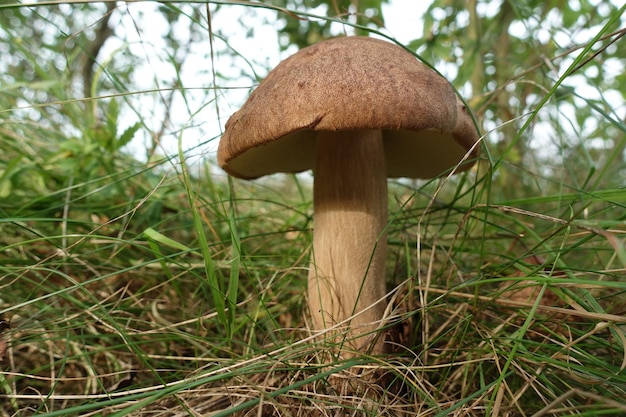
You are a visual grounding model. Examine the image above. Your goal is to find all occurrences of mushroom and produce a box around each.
[218,36,479,357]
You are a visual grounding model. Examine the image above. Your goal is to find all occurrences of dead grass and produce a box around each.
[3,249,625,417]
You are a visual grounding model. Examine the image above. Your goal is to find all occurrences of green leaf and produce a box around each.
[117,122,142,150]
[226,177,241,341]
[106,99,120,139]
[0,173,12,198]
[143,227,195,253]
[0,156,23,198]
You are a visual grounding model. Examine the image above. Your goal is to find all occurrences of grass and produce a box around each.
[2,153,624,416]
[1,1,626,416]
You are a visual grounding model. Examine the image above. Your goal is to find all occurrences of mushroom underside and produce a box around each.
[220,128,473,180]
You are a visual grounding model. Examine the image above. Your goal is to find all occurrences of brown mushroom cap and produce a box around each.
[218,36,479,179]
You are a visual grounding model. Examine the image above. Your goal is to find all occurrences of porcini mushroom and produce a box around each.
[218,36,479,357]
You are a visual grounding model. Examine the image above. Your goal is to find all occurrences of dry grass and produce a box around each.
[2,225,625,417]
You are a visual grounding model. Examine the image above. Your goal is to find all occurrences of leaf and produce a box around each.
[226,178,241,340]
[0,156,23,198]
[106,99,120,139]
[117,122,142,150]
[143,227,195,253]
[0,174,11,199]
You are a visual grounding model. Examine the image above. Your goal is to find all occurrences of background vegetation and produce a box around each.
[1,0,625,416]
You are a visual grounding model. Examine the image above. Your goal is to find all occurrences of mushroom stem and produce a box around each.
[308,129,389,355]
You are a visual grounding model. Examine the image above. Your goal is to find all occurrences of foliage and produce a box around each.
[270,0,390,48]
[0,0,625,416]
